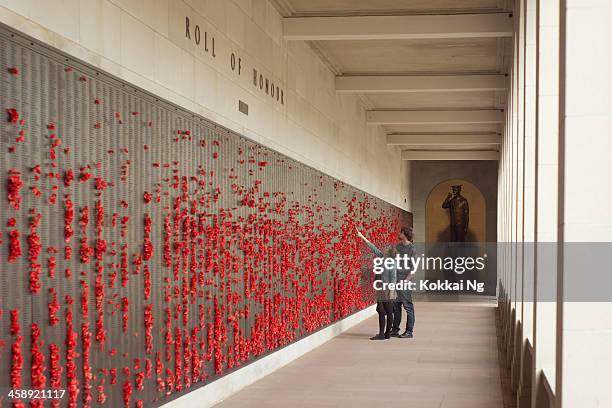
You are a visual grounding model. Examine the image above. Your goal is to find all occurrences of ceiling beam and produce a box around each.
[336,75,508,93]
[283,14,513,41]
[387,134,502,145]
[401,150,500,160]
[367,110,505,125]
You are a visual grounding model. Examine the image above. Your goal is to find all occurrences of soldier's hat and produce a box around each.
[451,184,462,189]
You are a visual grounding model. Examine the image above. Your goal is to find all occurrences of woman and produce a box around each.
[356,228,397,340]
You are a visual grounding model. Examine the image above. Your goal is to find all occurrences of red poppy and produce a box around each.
[143,191,152,203]
[6,108,19,123]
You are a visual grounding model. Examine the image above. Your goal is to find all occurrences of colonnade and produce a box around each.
[498,1,612,407]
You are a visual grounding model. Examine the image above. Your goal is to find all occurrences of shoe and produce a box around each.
[384,333,391,339]
[370,334,386,340]
[399,331,413,338]
[389,330,400,337]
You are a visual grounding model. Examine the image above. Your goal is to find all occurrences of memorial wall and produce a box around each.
[0,28,410,407]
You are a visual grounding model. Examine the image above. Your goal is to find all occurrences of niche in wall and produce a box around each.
[422,179,491,292]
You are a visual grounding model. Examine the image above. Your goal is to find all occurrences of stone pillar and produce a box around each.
[518,0,538,406]
[557,0,612,406]
[532,1,561,405]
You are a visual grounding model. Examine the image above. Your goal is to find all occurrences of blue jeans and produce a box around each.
[392,290,415,333]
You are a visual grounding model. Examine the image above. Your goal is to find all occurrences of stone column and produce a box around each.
[557,0,612,405]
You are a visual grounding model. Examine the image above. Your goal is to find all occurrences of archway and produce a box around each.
[421,179,489,292]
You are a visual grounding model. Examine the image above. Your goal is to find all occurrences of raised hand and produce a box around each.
[355,227,365,240]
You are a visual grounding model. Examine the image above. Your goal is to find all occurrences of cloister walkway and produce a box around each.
[215,301,505,408]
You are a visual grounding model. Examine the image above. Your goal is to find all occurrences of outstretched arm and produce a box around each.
[355,227,384,257]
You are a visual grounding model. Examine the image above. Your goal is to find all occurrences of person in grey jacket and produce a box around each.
[356,228,397,340]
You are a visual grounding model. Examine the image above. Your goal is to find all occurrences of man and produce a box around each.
[441,185,469,242]
[390,226,416,339]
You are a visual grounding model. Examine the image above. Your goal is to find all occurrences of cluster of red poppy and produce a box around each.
[122,367,132,408]
[143,213,153,261]
[64,196,74,248]
[144,265,151,301]
[120,243,129,288]
[27,211,42,294]
[144,304,154,355]
[96,375,107,405]
[48,288,59,326]
[7,169,23,210]
[95,273,106,348]
[79,207,94,264]
[6,107,19,123]
[48,255,57,278]
[30,323,46,408]
[49,343,62,408]
[10,310,23,408]
[64,298,80,407]
[8,228,21,263]
[64,168,74,187]
[110,367,117,385]
[82,321,93,406]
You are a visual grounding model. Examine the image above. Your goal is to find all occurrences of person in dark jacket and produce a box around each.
[356,228,397,340]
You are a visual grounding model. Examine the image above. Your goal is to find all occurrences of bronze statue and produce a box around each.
[442,185,469,242]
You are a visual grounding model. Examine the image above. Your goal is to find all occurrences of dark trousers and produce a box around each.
[376,301,394,335]
[392,297,415,333]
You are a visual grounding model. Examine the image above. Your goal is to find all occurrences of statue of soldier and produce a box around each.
[441,185,470,242]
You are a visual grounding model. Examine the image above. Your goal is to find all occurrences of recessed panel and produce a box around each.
[366,91,499,110]
[318,38,499,74]
[286,0,501,15]
[385,123,502,133]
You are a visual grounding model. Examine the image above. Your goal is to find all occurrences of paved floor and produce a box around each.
[215,301,504,408]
